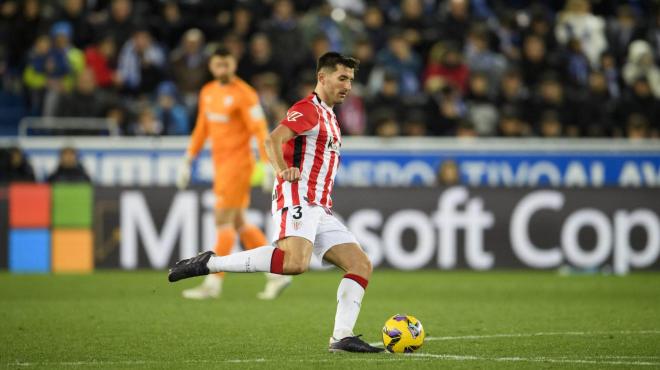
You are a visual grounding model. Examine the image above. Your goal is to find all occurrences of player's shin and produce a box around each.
[206,246,285,274]
[332,274,368,340]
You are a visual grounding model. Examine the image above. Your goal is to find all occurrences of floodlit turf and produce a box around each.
[1,270,659,369]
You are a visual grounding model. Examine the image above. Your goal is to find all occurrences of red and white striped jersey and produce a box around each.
[272,93,342,213]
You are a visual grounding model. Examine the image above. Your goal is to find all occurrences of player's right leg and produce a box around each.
[168,236,312,281]
[234,211,293,300]
[181,209,238,299]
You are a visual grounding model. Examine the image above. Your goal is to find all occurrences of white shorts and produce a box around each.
[271,203,358,265]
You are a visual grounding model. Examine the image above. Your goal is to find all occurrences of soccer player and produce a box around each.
[169,52,383,353]
[176,47,292,300]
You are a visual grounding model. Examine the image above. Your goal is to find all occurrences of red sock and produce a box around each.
[270,248,285,274]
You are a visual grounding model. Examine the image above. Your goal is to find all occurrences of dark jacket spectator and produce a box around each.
[47,147,90,183]
[2,147,36,183]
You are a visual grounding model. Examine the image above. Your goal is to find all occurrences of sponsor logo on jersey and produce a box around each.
[206,112,229,123]
[327,137,340,152]
[287,111,303,121]
[224,96,234,106]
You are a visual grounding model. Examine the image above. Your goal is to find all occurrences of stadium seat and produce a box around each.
[51,229,93,273]
[8,183,51,228]
[9,229,50,273]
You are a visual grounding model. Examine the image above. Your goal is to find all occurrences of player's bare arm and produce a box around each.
[265,124,300,182]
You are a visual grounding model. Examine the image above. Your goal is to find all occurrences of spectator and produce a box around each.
[260,0,305,77]
[370,110,401,138]
[402,110,428,136]
[300,2,355,53]
[617,78,660,134]
[95,0,135,49]
[606,5,646,65]
[520,34,557,88]
[600,51,622,99]
[238,33,283,86]
[455,120,477,138]
[22,35,56,114]
[373,32,423,96]
[555,0,607,67]
[153,81,188,135]
[495,12,522,61]
[54,0,93,48]
[47,147,90,183]
[170,28,209,111]
[622,40,660,98]
[362,5,387,52]
[352,37,375,87]
[529,75,579,137]
[436,159,460,186]
[465,25,507,92]
[423,42,469,93]
[497,106,530,137]
[8,0,47,70]
[152,1,188,52]
[428,85,465,136]
[337,85,368,136]
[366,71,405,129]
[625,113,650,140]
[229,4,257,42]
[562,38,591,88]
[465,73,498,136]
[537,110,563,138]
[439,0,470,49]
[497,69,529,117]
[252,72,285,126]
[49,21,85,93]
[117,28,165,95]
[55,68,116,119]
[578,71,615,136]
[132,105,162,136]
[3,147,36,183]
[396,0,436,56]
[84,34,117,89]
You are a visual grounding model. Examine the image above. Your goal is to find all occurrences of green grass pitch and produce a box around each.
[1,270,659,369]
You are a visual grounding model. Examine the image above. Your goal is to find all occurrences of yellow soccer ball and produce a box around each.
[382,314,425,353]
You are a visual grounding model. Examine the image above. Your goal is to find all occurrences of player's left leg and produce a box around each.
[313,212,382,353]
[234,210,293,300]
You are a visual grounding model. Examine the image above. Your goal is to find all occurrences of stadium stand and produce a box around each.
[0,0,658,138]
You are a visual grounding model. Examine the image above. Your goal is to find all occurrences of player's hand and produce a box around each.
[278,167,300,182]
[176,157,192,190]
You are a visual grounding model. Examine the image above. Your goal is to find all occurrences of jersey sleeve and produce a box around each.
[238,88,269,161]
[279,101,319,135]
[186,88,209,158]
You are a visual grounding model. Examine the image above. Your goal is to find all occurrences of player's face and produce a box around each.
[209,55,236,84]
[322,65,354,105]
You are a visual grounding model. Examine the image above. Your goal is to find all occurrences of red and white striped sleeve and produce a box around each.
[279,101,319,134]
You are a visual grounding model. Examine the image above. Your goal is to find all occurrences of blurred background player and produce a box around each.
[176,47,292,300]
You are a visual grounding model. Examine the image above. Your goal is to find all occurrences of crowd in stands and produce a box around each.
[1,0,659,138]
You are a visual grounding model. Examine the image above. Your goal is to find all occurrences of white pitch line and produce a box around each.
[410,353,660,367]
[8,354,660,367]
[369,329,660,346]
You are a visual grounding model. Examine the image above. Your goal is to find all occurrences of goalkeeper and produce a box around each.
[176,47,292,300]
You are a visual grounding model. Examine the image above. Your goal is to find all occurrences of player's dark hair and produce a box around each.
[316,52,359,74]
[212,46,233,58]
